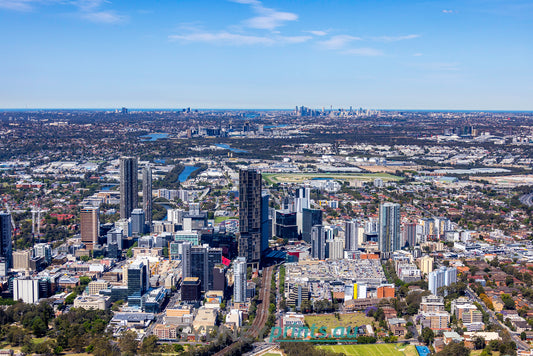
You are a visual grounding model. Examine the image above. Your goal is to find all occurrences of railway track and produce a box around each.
[214,266,274,356]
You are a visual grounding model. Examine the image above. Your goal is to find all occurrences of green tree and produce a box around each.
[118,330,139,356]
[32,316,48,337]
[421,327,435,345]
[92,337,120,356]
[173,344,184,352]
[140,335,159,355]
[436,342,470,356]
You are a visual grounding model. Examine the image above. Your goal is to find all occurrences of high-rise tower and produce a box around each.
[120,157,138,219]
[233,257,247,303]
[80,207,99,250]
[142,164,152,230]
[0,212,12,268]
[344,220,359,251]
[379,202,401,258]
[238,169,262,268]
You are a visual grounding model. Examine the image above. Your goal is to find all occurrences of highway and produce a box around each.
[214,266,275,356]
[519,192,533,207]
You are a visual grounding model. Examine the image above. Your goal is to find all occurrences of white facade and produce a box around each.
[233,257,247,303]
[13,278,39,304]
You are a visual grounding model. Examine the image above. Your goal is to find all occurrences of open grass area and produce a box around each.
[471,351,500,356]
[317,343,405,356]
[214,216,238,224]
[402,345,418,356]
[304,312,373,331]
[262,172,401,185]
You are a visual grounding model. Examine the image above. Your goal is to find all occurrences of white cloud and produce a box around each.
[82,10,125,24]
[0,0,48,11]
[169,31,311,46]
[373,34,420,42]
[0,0,126,23]
[170,32,273,45]
[442,9,454,14]
[244,10,297,30]
[229,0,260,5]
[413,53,423,57]
[308,30,328,36]
[230,0,298,30]
[318,35,361,50]
[415,62,460,71]
[74,0,106,11]
[342,47,384,56]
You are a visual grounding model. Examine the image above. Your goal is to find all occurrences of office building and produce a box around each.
[238,169,262,268]
[181,242,191,279]
[261,192,271,252]
[130,209,145,236]
[181,277,201,302]
[212,265,226,291]
[120,157,138,220]
[33,243,52,265]
[379,203,401,258]
[13,250,31,270]
[142,164,152,230]
[181,244,222,292]
[182,203,207,231]
[326,238,344,260]
[275,210,298,241]
[294,187,311,213]
[234,257,247,303]
[344,220,359,251]
[127,260,150,308]
[0,212,11,269]
[190,245,208,292]
[80,207,99,250]
[107,228,123,251]
[311,225,326,260]
[301,208,322,243]
[207,247,222,291]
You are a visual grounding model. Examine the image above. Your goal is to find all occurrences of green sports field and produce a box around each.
[317,343,406,356]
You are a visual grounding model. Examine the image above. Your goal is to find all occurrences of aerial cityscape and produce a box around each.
[0,0,532,356]
[0,109,531,356]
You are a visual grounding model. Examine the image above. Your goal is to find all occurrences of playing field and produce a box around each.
[263,172,401,185]
[304,313,373,331]
[317,343,404,356]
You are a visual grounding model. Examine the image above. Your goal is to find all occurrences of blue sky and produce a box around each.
[0,0,532,110]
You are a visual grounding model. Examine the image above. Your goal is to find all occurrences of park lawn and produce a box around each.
[304,312,373,331]
[402,345,417,356]
[317,343,404,356]
[471,351,500,356]
[262,172,401,185]
[214,216,238,224]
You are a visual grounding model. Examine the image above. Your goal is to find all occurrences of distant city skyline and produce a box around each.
[0,0,532,110]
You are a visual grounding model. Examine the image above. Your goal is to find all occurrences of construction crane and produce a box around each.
[31,205,45,243]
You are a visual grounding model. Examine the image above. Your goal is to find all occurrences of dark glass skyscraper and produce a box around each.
[0,212,12,268]
[120,157,138,219]
[238,169,262,268]
[142,164,152,230]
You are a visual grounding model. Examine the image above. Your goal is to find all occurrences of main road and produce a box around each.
[213,265,275,356]
[465,286,530,351]
[519,192,533,207]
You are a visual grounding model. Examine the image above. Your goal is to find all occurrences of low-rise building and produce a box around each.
[73,295,110,310]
